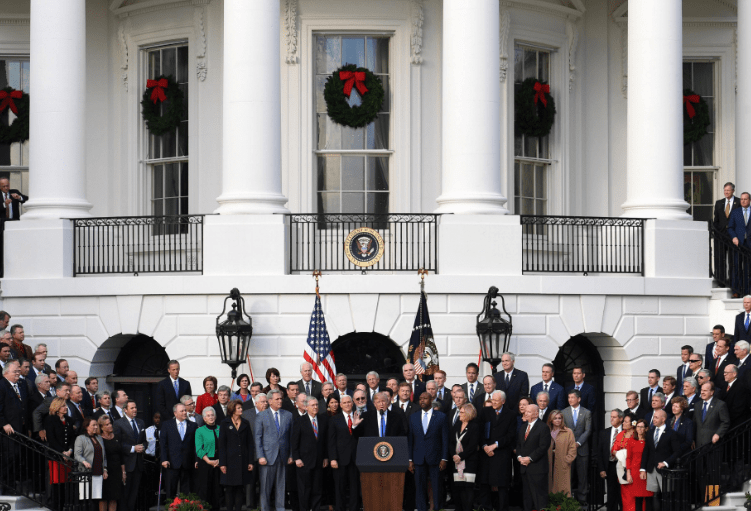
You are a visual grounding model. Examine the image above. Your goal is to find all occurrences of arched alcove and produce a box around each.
[331,332,406,386]
[553,334,605,426]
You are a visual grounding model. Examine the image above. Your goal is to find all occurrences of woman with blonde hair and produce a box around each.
[97,415,124,511]
[546,409,577,496]
[450,403,480,511]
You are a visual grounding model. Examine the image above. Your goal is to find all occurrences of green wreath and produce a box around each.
[515,77,556,138]
[323,64,385,128]
[683,89,710,145]
[0,87,30,145]
[141,75,185,136]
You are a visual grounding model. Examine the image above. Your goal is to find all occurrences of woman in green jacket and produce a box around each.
[195,407,221,511]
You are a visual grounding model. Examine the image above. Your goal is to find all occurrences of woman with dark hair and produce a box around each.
[450,403,480,511]
[196,376,218,415]
[669,396,694,456]
[546,410,577,496]
[97,415,124,511]
[261,367,287,398]
[74,417,108,503]
[45,397,76,508]
[218,400,254,511]
[612,411,636,486]
[621,419,653,511]
[231,374,253,405]
[326,394,340,416]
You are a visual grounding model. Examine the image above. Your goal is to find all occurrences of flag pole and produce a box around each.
[313,270,322,299]
[417,269,428,381]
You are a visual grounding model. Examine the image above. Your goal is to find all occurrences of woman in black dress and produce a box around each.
[97,415,124,511]
[218,400,254,511]
[44,397,76,509]
[450,403,480,511]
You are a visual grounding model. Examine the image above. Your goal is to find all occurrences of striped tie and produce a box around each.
[312,418,318,438]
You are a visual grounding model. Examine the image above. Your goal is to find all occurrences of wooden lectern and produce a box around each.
[356,437,409,511]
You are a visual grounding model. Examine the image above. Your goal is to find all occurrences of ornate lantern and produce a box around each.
[215,288,253,379]
[475,286,513,373]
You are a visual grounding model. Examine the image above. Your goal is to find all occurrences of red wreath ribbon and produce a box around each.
[683,94,700,119]
[0,90,22,115]
[146,78,168,104]
[339,71,368,98]
[533,82,550,108]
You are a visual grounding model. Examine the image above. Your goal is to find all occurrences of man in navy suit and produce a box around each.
[640,410,680,503]
[676,345,694,394]
[408,392,449,511]
[328,395,363,511]
[81,377,99,416]
[361,392,406,437]
[713,182,741,285]
[115,400,146,511]
[727,192,751,293]
[516,404,551,511]
[461,363,482,406]
[161,402,198,499]
[66,385,86,433]
[0,360,26,434]
[735,298,751,345]
[291,396,329,511]
[530,363,565,410]
[256,389,294,511]
[403,363,426,402]
[710,337,737,384]
[155,360,192,420]
[333,374,352,401]
[494,353,529,412]
[566,367,596,415]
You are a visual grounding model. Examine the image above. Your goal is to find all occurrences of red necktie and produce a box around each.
[716,357,721,374]
[347,414,352,435]
[525,423,531,440]
[92,397,96,408]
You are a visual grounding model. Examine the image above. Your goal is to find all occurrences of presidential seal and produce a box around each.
[344,227,385,268]
[373,441,394,462]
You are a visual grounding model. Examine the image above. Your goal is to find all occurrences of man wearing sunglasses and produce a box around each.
[353,389,368,414]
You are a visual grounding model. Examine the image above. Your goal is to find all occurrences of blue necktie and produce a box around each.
[313,418,318,438]
[746,313,749,330]
[702,401,708,422]
[131,419,139,438]
[422,412,428,434]
[174,380,179,398]
[275,411,280,432]
[573,408,578,426]
[380,412,385,437]
[178,421,185,440]
[469,384,475,401]
[653,428,659,445]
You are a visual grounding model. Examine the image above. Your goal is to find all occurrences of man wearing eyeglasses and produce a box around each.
[353,390,368,414]
[624,391,645,420]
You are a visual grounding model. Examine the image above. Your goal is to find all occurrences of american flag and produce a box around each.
[303,295,336,383]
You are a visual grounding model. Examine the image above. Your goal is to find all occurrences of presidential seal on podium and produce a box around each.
[373,441,394,462]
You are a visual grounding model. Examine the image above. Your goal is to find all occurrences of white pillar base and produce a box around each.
[643,219,708,278]
[203,214,287,275]
[214,192,289,215]
[4,220,73,278]
[22,198,93,220]
[438,215,521,274]
[435,193,510,215]
[620,198,691,221]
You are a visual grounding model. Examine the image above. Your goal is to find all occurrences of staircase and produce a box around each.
[699,480,751,511]
[0,496,49,511]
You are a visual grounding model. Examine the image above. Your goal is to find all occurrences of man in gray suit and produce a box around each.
[242,393,268,509]
[694,382,730,447]
[562,389,592,505]
[255,389,293,511]
[114,400,146,511]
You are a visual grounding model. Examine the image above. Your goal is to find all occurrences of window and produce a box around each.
[144,44,188,224]
[315,35,390,215]
[683,61,716,222]
[514,45,551,216]
[0,57,30,196]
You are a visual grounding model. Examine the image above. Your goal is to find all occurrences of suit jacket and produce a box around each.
[291,413,328,469]
[596,426,620,473]
[530,380,566,411]
[479,405,517,486]
[328,412,361,466]
[1,188,28,221]
[538,408,552,425]
[710,353,738,384]
[408,409,449,465]
[27,389,46,432]
[694,398,730,447]
[81,388,98,414]
[296,379,322,400]
[0,377,26,432]
[641,426,681,472]
[735,311,751,346]
[493,369,530,411]
[395,400,420,422]
[254,407,293,465]
[685,394,699,416]
[407,380,427,402]
[114,416,146,472]
[626,405,647,421]
[714,196,741,233]
[66,399,85,432]
[562,406,592,455]
[516,419,551,475]
[461,382,483,406]
[723,379,751,428]
[333,388,353,401]
[212,402,228,424]
[566,383,596,413]
[241,406,260,448]
[155,377,192,420]
[160,418,197,469]
[668,415,694,456]
[676,364,693,394]
[727,206,751,249]
[639,386,663,410]
[435,386,453,414]
[361,409,406,437]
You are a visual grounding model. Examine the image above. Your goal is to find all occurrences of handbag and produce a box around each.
[615,449,629,485]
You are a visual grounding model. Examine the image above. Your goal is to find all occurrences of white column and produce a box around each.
[23,0,91,219]
[621,0,690,220]
[435,0,508,214]
[216,0,288,214]
[737,1,751,196]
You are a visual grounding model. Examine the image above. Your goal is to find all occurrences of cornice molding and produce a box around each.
[284,0,299,65]
[410,0,424,65]
[499,8,511,82]
[111,0,211,19]
[0,15,29,26]
[501,0,583,20]
[567,19,579,91]
[118,20,130,91]
[195,6,207,80]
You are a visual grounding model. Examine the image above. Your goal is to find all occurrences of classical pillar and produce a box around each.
[23,0,91,219]
[737,1,751,196]
[621,0,690,220]
[435,0,508,214]
[215,0,289,214]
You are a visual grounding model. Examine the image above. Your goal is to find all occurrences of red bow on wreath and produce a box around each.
[683,94,700,119]
[0,90,22,115]
[533,82,550,108]
[146,78,169,104]
[339,71,368,98]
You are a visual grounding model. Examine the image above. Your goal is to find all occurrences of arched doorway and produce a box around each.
[331,332,406,388]
[553,334,606,429]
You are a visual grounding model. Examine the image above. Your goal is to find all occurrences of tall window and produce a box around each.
[144,44,188,219]
[315,35,390,214]
[683,60,716,222]
[0,57,29,196]
[514,44,551,216]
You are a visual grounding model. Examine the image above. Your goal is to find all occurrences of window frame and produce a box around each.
[0,55,30,196]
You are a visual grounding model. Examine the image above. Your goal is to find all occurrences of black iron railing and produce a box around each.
[287,214,439,272]
[136,457,162,511]
[521,215,645,275]
[662,417,751,511]
[73,215,204,275]
[0,431,92,511]
[709,223,751,296]
[587,453,606,511]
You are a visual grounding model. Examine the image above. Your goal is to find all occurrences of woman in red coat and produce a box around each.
[196,376,219,415]
[622,419,653,511]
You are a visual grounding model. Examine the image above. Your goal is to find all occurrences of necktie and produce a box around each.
[649,388,654,402]
[716,357,721,374]
[131,419,139,437]
[438,389,442,401]
[306,382,311,396]
[178,421,185,440]
[423,412,429,434]
[746,313,750,330]
[682,365,686,379]
[726,200,731,217]
[380,412,385,437]
[5,194,10,219]
[469,384,475,401]
[505,373,510,387]
[573,408,578,426]
[410,383,414,401]
[92,397,96,408]
[174,380,179,398]
[496,409,500,415]
[12,383,20,400]
[576,385,581,391]
[78,403,83,416]
[525,423,531,440]
[453,411,459,425]
[274,411,280,432]
[745,208,749,225]
[401,403,406,412]
[539,410,544,420]
[312,418,318,438]
[347,414,352,435]
[653,428,659,446]
[107,410,112,421]
[544,383,548,392]
[702,401,708,422]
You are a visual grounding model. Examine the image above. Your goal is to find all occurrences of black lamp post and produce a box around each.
[476,286,513,374]
[215,288,253,380]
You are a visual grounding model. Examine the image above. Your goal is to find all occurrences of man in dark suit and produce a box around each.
[734,341,751,388]
[461,363,482,406]
[155,360,192,420]
[728,192,751,294]
[291,396,329,511]
[328,395,362,511]
[563,390,593,504]
[403,363,425,402]
[736,300,751,349]
[81,377,99,416]
[66,385,86,433]
[395,382,419,420]
[722,365,751,428]
[640,409,680,503]
[695,382,730,447]
[625,391,646,420]
[27,373,49,435]
[470,375,495,410]
[333,374,352,401]
[516,404,551,511]
[0,360,26,434]
[530,363,565,410]
[566,367,596,416]
[283,382,299,414]
[710,337,737,384]
[682,377,700,415]
[361,392,406,437]
[115,400,146,511]
[713,182,741,285]
[639,370,663,411]
[0,178,28,278]
[535,392,552,424]
[161,402,197,498]
[433,370,452,413]
[242,393,267,510]
[213,385,231,423]
[676,345,694,394]
[408,392,449,511]
[296,362,322,400]
[494,353,529,412]
[598,409,623,511]
[477,390,516,511]
[364,370,381,408]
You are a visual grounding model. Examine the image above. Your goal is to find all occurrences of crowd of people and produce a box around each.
[1,305,751,511]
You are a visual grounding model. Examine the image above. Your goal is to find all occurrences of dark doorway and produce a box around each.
[331,332,406,388]
[111,334,170,426]
[553,334,605,429]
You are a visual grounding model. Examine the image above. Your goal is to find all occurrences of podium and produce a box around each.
[356,437,409,511]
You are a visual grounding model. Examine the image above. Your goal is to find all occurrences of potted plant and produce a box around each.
[168,493,211,511]
[543,491,583,511]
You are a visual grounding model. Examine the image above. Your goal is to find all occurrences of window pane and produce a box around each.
[341,156,364,190]
[693,171,713,205]
[177,46,189,83]
[316,36,327,74]
[693,137,712,167]
[153,199,163,217]
[692,63,713,96]
[366,114,389,149]
[153,165,164,199]
[165,197,179,216]
[514,162,521,196]
[524,135,537,159]
[180,162,189,196]
[318,192,339,214]
[149,51,160,79]
[367,157,389,190]
[683,142,692,167]
[342,192,364,213]
[521,165,534,197]
[162,129,176,158]
[6,61,20,89]
[179,84,189,121]
[683,173,693,204]
[379,78,390,112]
[316,75,328,113]
[317,155,341,191]
[538,52,549,83]
[370,38,389,73]
[523,49,536,81]
[325,37,342,74]
[162,48,176,78]
[683,62,692,90]
[342,37,365,67]
[165,163,179,197]
[522,198,534,215]
[341,125,364,150]
[535,165,544,198]
[366,192,389,214]
[178,122,188,157]
[20,61,30,92]
[514,47,524,81]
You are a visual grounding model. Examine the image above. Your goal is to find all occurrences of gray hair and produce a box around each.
[300,362,312,372]
[501,352,516,362]
[611,408,625,419]
[306,396,319,407]
[726,364,738,375]
[217,385,231,394]
[366,371,380,379]
[4,360,19,375]
[736,340,750,353]
[432,400,442,411]
[179,395,193,405]
[35,373,48,386]
[683,377,697,390]
[322,381,334,389]
[652,392,666,405]
[490,390,506,400]
[341,394,353,404]
[167,360,179,368]
[201,407,216,419]
[483,375,495,384]
[698,368,712,378]
[173,402,184,413]
[536,391,550,400]
[426,381,437,389]
[34,343,47,352]
[267,388,282,400]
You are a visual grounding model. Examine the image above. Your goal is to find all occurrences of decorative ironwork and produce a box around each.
[287,214,439,273]
[73,214,204,275]
[521,215,645,275]
[709,223,751,296]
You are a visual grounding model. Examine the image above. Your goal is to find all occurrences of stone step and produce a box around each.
[0,496,44,511]
[712,287,733,300]
[721,492,749,507]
